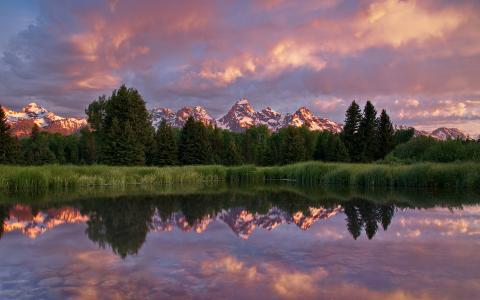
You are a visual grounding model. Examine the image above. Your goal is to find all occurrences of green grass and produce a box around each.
[0,161,479,192]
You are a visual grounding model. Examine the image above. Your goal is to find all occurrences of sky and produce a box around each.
[0,0,479,136]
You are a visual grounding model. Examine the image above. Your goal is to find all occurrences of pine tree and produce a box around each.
[22,125,55,165]
[79,128,97,164]
[153,119,177,166]
[210,126,225,164]
[281,126,305,165]
[179,117,211,165]
[223,136,242,165]
[86,85,154,165]
[0,105,16,164]
[242,125,269,164]
[341,101,362,162]
[358,101,378,162]
[314,132,329,161]
[262,133,281,166]
[326,134,349,162]
[117,121,145,165]
[376,109,394,159]
[101,117,121,165]
[299,125,316,160]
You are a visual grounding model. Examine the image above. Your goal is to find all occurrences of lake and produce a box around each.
[0,184,479,299]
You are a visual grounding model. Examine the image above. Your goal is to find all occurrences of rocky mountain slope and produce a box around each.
[395,125,470,141]
[2,103,87,137]
[153,98,343,133]
[151,106,216,128]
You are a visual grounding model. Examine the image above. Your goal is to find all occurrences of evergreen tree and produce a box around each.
[79,128,97,164]
[242,125,269,164]
[0,105,17,164]
[101,117,121,165]
[22,125,55,165]
[314,132,329,161]
[86,85,154,165]
[281,126,305,165]
[358,101,378,162]
[223,136,242,165]
[298,125,316,161]
[262,133,282,166]
[341,101,362,162]
[117,121,145,165]
[393,128,415,146]
[153,119,177,166]
[376,109,394,159]
[315,132,349,162]
[327,134,350,162]
[179,117,211,165]
[210,126,225,164]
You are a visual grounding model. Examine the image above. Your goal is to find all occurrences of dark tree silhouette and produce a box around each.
[153,119,178,166]
[341,101,362,162]
[358,101,378,162]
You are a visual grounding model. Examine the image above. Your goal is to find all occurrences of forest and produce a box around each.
[1,85,479,166]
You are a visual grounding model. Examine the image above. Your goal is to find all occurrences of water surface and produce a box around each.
[1,185,479,299]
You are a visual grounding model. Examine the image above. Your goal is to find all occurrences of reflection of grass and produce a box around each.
[1,181,479,210]
[1,162,480,192]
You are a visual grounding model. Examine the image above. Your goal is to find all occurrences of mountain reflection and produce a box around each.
[0,189,478,258]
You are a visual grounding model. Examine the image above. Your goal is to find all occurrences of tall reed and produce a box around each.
[0,162,479,192]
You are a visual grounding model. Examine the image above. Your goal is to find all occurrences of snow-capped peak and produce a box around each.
[5,103,87,137]
[282,106,342,133]
[216,98,257,131]
[22,102,49,117]
[151,105,215,128]
[430,127,468,141]
[394,125,469,141]
[152,99,342,133]
[236,98,250,106]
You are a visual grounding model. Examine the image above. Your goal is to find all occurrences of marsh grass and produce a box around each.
[1,161,479,192]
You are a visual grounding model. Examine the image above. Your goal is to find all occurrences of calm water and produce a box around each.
[0,185,479,300]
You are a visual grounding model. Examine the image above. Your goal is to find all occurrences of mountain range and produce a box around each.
[3,204,341,240]
[2,100,472,140]
[153,98,343,133]
[2,103,87,137]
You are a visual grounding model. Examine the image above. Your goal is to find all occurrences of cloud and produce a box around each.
[200,255,328,299]
[0,0,479,134]
[393,98,480,125]
[356,0,463,48]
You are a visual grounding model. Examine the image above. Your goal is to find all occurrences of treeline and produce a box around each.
[390,136,480,162]
[0,84,478,166]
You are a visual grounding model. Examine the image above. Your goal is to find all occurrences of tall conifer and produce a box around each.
[281,126,305,164]
[0,105,16,163]
[22,125,55,165]
[358,101,378,162]
[179,117,211,165]
[153,119,177,166]
[86,85,154,165]
[341,101,362,162]
[376,109,394,159]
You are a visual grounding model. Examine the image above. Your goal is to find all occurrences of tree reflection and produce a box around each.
[81,197,155,258]
[344,198,395,239]
[0,204,10,239]
[0,188,441,255]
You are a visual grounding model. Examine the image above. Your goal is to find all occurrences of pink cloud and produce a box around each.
[0,0,479,135]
